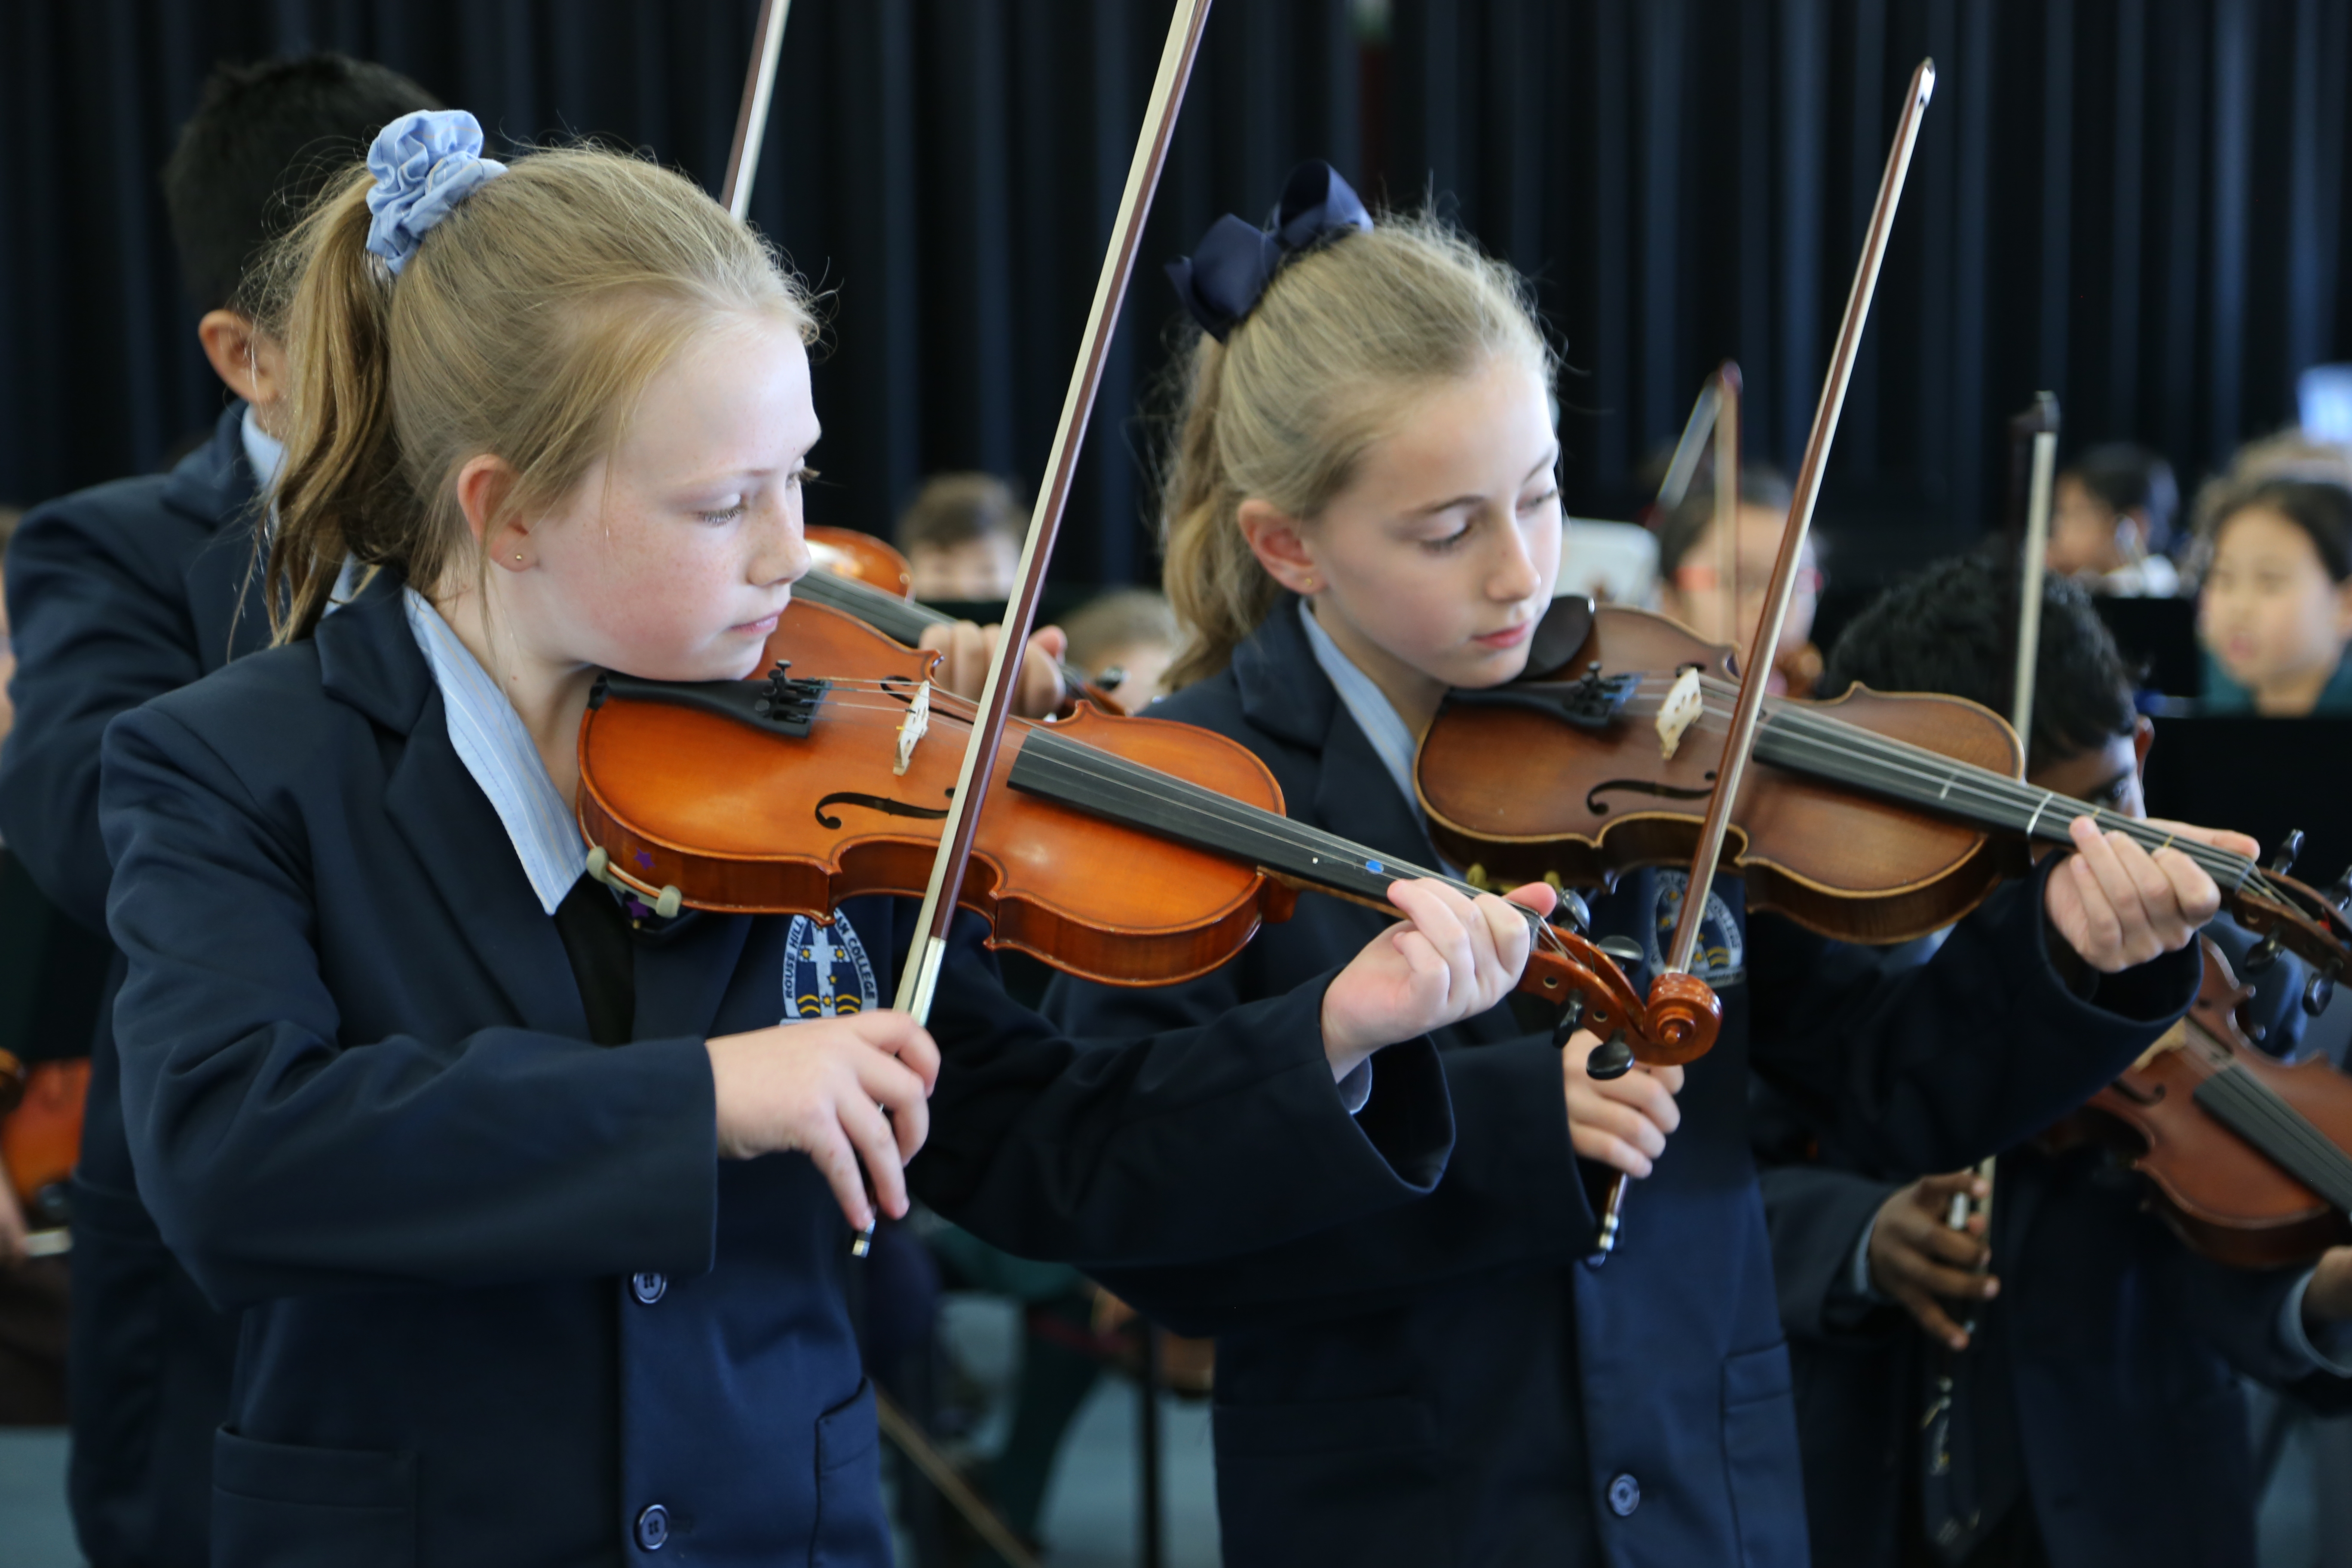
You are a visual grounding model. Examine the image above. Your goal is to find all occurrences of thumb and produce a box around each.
[1503,880,1558,918]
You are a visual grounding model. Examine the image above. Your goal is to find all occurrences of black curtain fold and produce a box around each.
[6,0,2352,597]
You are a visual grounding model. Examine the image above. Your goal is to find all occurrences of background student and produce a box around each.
[2193,473,2352,716]
[896,471,1026,602]
[0,54,439,1567]
[1756,551,2352,1568]
[2049,443,2183,597]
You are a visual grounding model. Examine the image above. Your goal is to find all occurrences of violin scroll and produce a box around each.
[1519,937,1721,1067]
[2225,864,2351,1014]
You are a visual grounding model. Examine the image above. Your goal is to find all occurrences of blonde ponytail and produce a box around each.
[1157,213,1554,690]
[267,170,399,638]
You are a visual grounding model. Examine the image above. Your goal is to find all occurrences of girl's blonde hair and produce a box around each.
[262,145,816,641]
[1158,212,1555,689]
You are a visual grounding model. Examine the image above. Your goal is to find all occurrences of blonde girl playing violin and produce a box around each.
[1045,162,2251,1568]
[95,114,1556,1567]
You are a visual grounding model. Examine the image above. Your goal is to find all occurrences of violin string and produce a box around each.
[703,678,2303,922]
[1606,674,2273,894]
[1010,730,1577,959]
[689,684,1577,960]
[1631,672,2275,893]
[2194,1063,2352,1210]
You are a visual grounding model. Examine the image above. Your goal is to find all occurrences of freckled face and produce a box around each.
[1302,356,1564,692]
[528,316,818,681]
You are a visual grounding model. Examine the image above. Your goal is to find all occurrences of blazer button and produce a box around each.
[631,1271,667,1305]
[1607,1473,1642,1517]
[635,1503,670,1550]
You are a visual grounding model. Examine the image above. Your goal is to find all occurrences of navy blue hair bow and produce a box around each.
[1165,161,1373,342]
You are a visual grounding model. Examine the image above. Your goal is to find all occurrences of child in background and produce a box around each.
[1651,465,1824,694]
[0,54,440,1568]
[2050,442,2182,596]
[1758,551,2352,1568]
[97,114,1548,1565]
[1060,585,1179,708]
[2194,475,2352,715]
[897,472,1026,601]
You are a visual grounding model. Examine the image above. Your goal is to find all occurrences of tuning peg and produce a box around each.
[1550,992,1586,1049]
[2328,867,2352,913]
[1553,888,1592,935]
[1586,1032,1635,1081]
[2244,934,2285,974]
[2269,830,2306,876]
[1596,935,1645,969]
[2306,971,2338,1017]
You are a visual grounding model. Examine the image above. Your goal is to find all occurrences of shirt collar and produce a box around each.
[239,404,285,492]
[401,588,586,915]
[1298,600,1425,825]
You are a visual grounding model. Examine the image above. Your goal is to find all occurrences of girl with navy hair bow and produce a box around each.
[1049,161,2246,1567]
[96,112,1555,1566]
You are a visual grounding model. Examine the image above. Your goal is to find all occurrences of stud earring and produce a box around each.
[513,553,524,563]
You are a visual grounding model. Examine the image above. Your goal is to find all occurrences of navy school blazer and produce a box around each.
[1757,922,2352,1568]
[1044,600,2199,1568]
[95,571,1456,1568]
[0,401,268,1568]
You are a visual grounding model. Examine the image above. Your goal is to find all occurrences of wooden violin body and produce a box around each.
[576,597,1716,1058]
[2057,939,2352,1268]
[0,1053,86,1225]
[1419,600,2028,946]
[805,525,915,598]
[1418,599,2352,983]
[582,598,1280,986]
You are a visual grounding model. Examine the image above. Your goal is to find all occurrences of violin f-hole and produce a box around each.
[814,793,952,830]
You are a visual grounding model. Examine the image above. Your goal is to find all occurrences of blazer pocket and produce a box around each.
[809,1377,885,1567]
[1213,1396,1447,1568]
[212,1426,416,1568]
[1721,1344,1807,1568]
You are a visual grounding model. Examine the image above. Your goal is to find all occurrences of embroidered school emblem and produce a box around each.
[1646,871,1746,985]
[783,913,879,1019]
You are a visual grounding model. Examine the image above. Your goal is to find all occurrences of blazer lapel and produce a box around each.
[1235,602,1525,1045]
[319,579,591,1038]
[169,403,271,674]
[633,913,752,1042]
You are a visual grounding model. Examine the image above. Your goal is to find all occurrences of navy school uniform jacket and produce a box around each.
[1043,600,2200,1568]
[1756,922,2352,1568]
[95,570,1457,1568]
[0,402,268,1567]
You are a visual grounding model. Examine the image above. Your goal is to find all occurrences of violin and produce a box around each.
[0,1048,85,1234]
[573,596,1719,1062]
[2047,937,2352,1268]
[805,525,915,597]
[796,526,1127,714]
[1415,597,2352,995]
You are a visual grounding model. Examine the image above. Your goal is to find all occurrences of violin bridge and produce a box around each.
[1656,667,1704,760]
[2131,1019,2192,1073]
[894,680,933,776]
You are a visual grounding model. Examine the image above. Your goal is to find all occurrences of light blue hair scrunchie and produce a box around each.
[365,109,508,276]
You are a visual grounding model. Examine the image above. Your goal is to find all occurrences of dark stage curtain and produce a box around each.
[3,0,2348,596]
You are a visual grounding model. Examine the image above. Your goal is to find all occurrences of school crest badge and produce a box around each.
[1645,871,1746,986]
[783,913,879,1019]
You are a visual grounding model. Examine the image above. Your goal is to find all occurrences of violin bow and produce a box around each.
[1942,395,2064,1262]
[887,3,1214,1022]
[720,0,791,220]
[1588,59,1938,1263]
[2007,394,2062,750]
